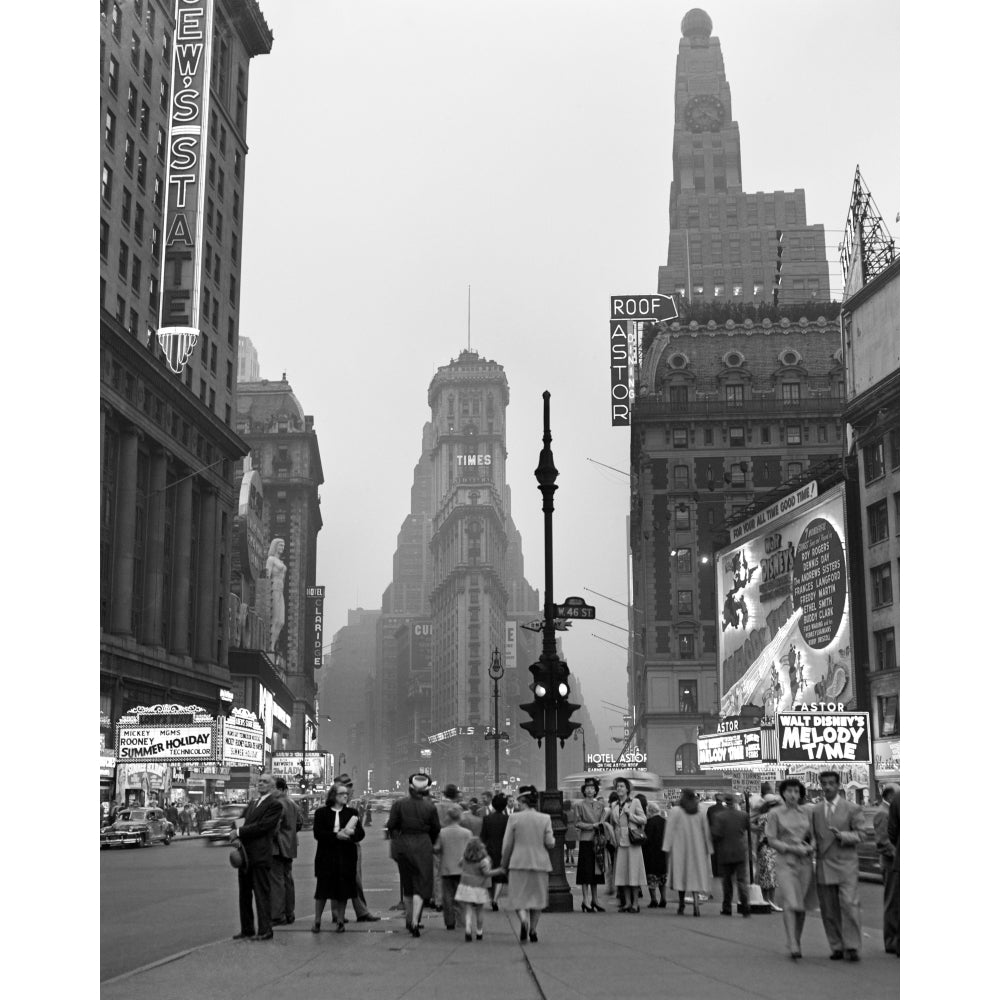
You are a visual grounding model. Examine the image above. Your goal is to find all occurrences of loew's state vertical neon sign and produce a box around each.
[157,0,214,373]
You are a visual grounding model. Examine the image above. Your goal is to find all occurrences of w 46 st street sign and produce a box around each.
[554,596,596,620]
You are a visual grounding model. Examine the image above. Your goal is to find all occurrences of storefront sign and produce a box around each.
[117,724,215,761]
[716,484,855,720]
[609,319,630,426]
[235,467,265,581]
[585,750,648,769]
[729,482,818,543]
[777,712,871,763]
[504,621,516,668]
[157,0,215,373]
[306,586,325,669]
[872,738,900,775]
[220,707,265,767]
[697,729,762,767]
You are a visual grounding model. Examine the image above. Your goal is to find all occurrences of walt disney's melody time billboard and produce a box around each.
[715,481,856,720]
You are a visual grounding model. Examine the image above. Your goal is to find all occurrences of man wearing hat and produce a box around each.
[231,773,284,941]
[710,793,752,917]
[334,772,381,922]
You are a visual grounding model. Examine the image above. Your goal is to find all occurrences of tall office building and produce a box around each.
[100,0,272,777]
[627,10,844,788]
[657,8,830,307]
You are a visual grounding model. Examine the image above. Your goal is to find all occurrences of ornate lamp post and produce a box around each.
[486,647,507,787]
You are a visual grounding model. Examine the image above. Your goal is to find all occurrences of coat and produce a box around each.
[435,823,472,876]
[238,794,284,866]
[482,810,508,866]
[641,814,667,876]
[810,796,863,885]
[272,793,301,860]
[313,805,365,901]
[710,806,750,865]
[663,806,713,893]
[500,808,554,872]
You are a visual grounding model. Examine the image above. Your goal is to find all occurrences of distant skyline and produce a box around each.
[234,1,899,750]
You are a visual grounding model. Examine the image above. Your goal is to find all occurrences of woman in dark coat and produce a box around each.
[312,783,365,933]
[386,772,441,937]
[642,801,668,907]
[482,793,510,911]
[573,776,607,912]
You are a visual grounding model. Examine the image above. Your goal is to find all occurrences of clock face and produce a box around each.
[684,94,725,133]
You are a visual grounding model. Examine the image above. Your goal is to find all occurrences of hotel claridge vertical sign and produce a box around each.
[157,0,215,373]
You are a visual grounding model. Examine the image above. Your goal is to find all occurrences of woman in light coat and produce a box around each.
[499,785,555,943]
[663,788,713,916]
[609,777,647,912]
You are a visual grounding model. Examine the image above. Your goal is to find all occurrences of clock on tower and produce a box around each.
[683,94,725,133]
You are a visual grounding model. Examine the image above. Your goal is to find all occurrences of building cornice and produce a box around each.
[224,0,274,57]
[841,257,900,314]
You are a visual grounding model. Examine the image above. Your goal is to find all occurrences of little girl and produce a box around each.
[454,836,503,941]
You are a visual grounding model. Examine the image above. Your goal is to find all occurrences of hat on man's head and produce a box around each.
[443,783,460,800]
[335,773,353,787]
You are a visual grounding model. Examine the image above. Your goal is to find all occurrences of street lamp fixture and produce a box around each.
[485,647,508,788]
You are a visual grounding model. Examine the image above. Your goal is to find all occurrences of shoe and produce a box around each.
[272,917,287,926]
[657,900,667,908]
[529,931,538,943]
[311,923,321,933]
[232,932,254,940]
[790,951,802,961]
[465,932,473,942]
[592,903,606,912]
[829,950,844,961]
[476,932,483,941]
[677,904,685,915]
[846,950,859,962]
[520,922,528,942]
[647,902,658,909]
[253,932,274,941]
[721,909,732,916]
[491,901,499,912]
[581,903,592,913]
[336,922,346,933]
[285,917,295,925]
[769,901,784,913]
[409,925,420,938]
[357,914,381,922]
[742,908,751,919]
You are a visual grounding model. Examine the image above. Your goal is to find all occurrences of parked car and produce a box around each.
[202,803,247,844]
[100,807,175,848]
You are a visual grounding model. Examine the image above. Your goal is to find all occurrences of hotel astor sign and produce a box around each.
[157,0,215,373]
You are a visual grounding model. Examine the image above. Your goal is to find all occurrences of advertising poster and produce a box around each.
[220,707,265,767]
[271,752,328,783]
[117,724,215,761]
[777,711,871,764]
[716,483,855,719]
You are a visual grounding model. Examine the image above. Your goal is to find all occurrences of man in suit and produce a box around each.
[811,770,864,961]
[269,777,301,926]
[710,793,751,917]
[232,773,284,941]
[706,793,726,878]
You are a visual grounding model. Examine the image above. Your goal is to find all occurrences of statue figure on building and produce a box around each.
[266,537,287,653]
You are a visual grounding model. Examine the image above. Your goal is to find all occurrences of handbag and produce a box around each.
[628,826,647,846]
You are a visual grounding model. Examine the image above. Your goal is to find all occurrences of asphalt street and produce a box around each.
[101,816,886,983]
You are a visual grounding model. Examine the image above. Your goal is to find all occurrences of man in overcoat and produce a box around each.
[232,773,284,941]
[270,777,301,926]
[811,771,864,961]
[710,793,751,916]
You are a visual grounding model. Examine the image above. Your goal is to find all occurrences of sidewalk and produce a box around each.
[101,899,899,1000]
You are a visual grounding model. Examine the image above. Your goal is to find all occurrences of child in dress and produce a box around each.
[453,836,503,941]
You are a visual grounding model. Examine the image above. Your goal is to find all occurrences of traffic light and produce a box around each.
[299,778,307,792]
[519,658,550,744]
[550,658,581,746]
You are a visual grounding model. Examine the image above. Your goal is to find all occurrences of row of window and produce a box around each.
[862,429,900,483]
[670,423,830,448]
[662,460,808,490]
[866,494,900,545]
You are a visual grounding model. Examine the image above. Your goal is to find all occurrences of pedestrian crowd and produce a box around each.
[223,767,900,963]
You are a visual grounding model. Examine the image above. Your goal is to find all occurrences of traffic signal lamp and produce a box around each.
[519,697,546,745]
[555,698,581,746]
[299,778,307,792]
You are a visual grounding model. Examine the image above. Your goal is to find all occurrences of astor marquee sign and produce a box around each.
[609,294,678,427]
[156,0,215,373]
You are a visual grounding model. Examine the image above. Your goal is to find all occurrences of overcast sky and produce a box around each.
[235,0,900,749]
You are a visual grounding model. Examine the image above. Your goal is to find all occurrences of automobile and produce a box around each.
[856,805,886,880]
[201,803,247,844]
[100,807,175,848]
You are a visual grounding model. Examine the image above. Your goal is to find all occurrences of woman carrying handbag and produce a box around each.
[610,776,647,913]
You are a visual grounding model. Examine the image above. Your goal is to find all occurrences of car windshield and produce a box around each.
[119,810,149,822]
[218,806,244,817]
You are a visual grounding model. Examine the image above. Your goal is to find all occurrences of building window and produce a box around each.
[675,505,691,531]
[818,425,828,443]
[104,109,116,147]
[220,127,228,154]
[674,465,689,489]
[867,499,889,545]
[761,426,771,444]
[210,109,218,139]
[148,274,159,312]
[212,299,219,327]
[878,695,899,737]
[889,427,900,470]
[161,28,170,61]
[139,101,150,138]
[678,590,693,615]
[874,628,896,672]
[155,125,166,161]
[145,3,155,36]
[870,563,893,608]
[124,134,135,173]
[676,548,692,573]
[673,427,688,448]
[229,275,237,306]
[153,174,163,209]
[675,743,701,775]
[228,317,235,346]
[231,232,238,263]
[232,190,240,221]
[120,187,132,226]
[108,54,119,94]
[787,425,801,445]
[118,241,129,279]
[725,384,745,408]
[143,50,153,88]
[894,492,900,535]
[159,77,169,113]
[133,204,144,241]
[131,255,141,294]
[151,223,161,261]
[234,150,243,179]
[127,82,137,121]
[863,440,885,483]
[136,151,147,189]
[787,461,802,477]
[226,361,233,390]
[116,295,126,323]
[130,31,141,69]
[111,2,122,41]
[704,428,713,445]
[678,679,697,710]
[128,308,139,335]
[669,385,689,405]
[729,426,745,447]
[729,462,746,486]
